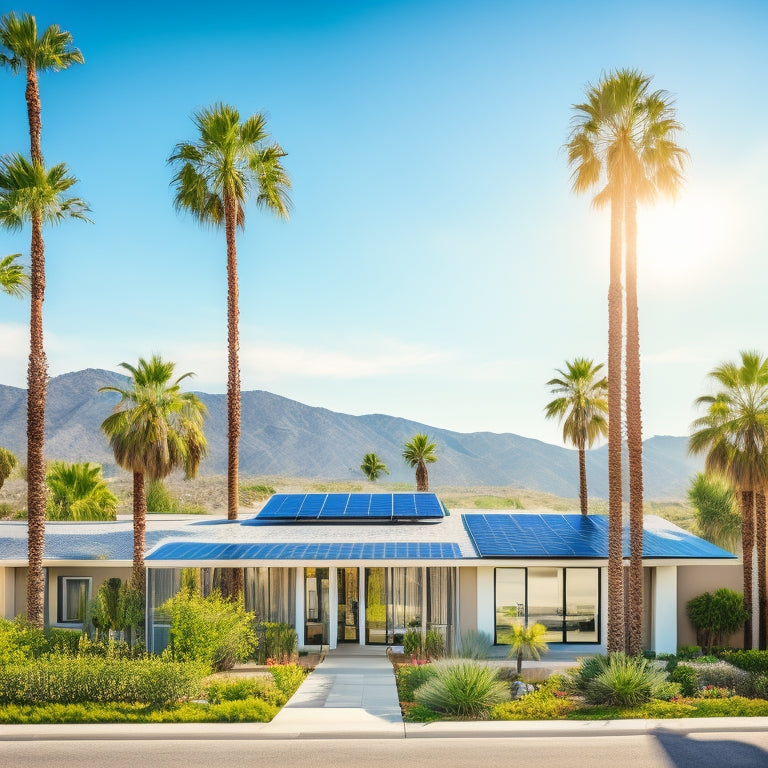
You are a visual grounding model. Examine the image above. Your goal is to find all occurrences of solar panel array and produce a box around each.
[251,493,445,523]
[146,540,462,562]
[463,513,736,559]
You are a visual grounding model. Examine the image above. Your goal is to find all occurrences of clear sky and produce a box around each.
[1,0,766,446]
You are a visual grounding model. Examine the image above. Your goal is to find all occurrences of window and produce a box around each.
[495,567,600,644]
[58,577,92,624]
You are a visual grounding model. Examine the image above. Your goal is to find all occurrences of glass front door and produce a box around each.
[337,567,359,642]
[305,567,330,645]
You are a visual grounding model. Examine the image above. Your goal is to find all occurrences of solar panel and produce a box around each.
[250,493,446,523]
[463,513,737,559]
[146,541,462,561]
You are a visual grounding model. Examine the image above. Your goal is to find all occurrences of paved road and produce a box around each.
[3,732,768,768]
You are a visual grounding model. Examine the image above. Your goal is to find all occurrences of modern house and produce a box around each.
[0,493,741,654]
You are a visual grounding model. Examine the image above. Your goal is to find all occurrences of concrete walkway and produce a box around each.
[264,645,404,738]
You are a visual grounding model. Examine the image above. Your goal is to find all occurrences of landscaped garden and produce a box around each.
[0,583,310,724]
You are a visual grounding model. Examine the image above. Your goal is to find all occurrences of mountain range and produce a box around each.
[0,369,703,499]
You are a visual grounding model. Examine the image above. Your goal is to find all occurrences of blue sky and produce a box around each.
[1,0,767,446]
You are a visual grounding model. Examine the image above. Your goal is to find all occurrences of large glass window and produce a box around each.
[304,568,330,645]
[245,568,296,625]
[147,568,180,653]
[57,577,91,624]
[365,567,425,645]
[495,567,600,644]
[427,567,456,653]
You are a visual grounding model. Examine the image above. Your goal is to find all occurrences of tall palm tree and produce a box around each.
[100,355,207,592]
[361,453,389,483]
[0,253,29,297]
[689,351,768,649]
[169,104,290,526]
[403,433,437,492]
[0,11,83,164]
[568,69,687,654]
[545,358,608,516]
[1,12,83,629]
[0,154,89,628]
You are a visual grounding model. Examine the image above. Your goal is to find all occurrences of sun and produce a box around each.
[637,187,737,287]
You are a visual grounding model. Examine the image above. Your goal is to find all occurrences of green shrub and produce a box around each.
[414,660,510,718]
[146,480,207,515]
[491,685,576,720]
[204,678,286,707]
[751,675,768,700]
[396,664,436,702]
[268,664,307,698]
[254,622,298,664]
[566,653,669,707]
[0,657,206,706]
[669,664,700,696]
[691,696,768,717]
[455,630,493,660]
[424,628,446,659]
[163,589,257,672]
[686,589,749,654]
[403,629,423,657]
[677,645,702,660]
[0,616,47,665]
[653,681,682,701]
[722,650,768,676]
[44,628,82,655]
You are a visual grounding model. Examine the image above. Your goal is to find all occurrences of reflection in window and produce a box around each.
[495,567,599,644]
[58,577,91,624]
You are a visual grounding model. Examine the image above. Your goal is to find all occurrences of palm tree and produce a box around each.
[0,154,89,628]
[503,622,548,675]
[545,358,608,515]
[688,473,741,553]
[0,254,29,297]
[169,104,290,529]
[403,433,437,492]
[361,452,389,483]
[689,351,768,649]
[0,11,83,164]
[568,69,687,654]
[100,355,207,592]
[45,462,118,521]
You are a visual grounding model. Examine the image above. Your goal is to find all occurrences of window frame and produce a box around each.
[57,576,93,625]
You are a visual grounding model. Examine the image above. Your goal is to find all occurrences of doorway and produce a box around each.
[337,567,359,643]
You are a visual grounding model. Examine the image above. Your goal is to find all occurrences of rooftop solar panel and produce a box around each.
[463,514,736,559]
[147,541,462,561]
[250,493,446,523]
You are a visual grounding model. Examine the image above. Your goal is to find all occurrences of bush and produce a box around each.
[396,664,436,702]
[751,675,768,700]
[0,617,47,665]
[455,630,493,660]
[687,660,752,696]
[254,622,298,665]
[669,664,700,696]
[403,629,423,657]
[491,688,577,720]
[239,483,276,506]
[0,657,206,706]
[565,653,669,707]
[269,664,307,698]
[414,660,510,718]
[677,645,702,660]
[722,650,768,676]
[146,480,206,515]
[163,589,257,671]
[204,678,286,707]
[686,589,749,654]
[424,628,446,659]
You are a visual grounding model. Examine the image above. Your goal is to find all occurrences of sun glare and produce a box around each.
[637,189,737,287]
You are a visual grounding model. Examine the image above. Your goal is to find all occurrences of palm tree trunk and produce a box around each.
[25,66,42,163]
[607,189,625,653]
[624,195,644,656]
[224,187,240,522]
[756,490,766,650]
[741,490,755,649]
[25,209,46,628]
[578,446,588,516]
[416,461,428,492]
[132,472,147,593]
[223,188,243,601]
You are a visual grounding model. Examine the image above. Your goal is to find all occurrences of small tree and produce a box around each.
[361,452,389,483]
[0,447,17,491]
[686,588,750,654]
[503,622,548,674]
[402,433,437,492]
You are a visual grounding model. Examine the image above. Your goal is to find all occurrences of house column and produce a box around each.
[329,567,338,649]
[358,567,366,646]
[295,567,305,648]
[653,566,677,654]
[476,567,495,639]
